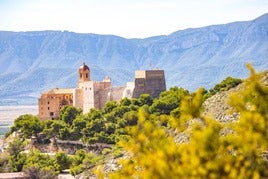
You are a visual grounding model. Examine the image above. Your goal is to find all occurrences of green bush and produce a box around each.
[205,76,242,98]
[54,151,71,172]
[10,114,43,138]
[109,65,268,178]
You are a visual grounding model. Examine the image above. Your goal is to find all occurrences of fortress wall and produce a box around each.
[82,81,112,113]
[132,78,145,98]
[110,86,126,102]
[144,70,166,98]
[73,88,83,110]
[39,96,60,120]
[122,82,135,98]
[83,81,95,114]
[135,70,146,78]
[98,86,126,108]
[133,70,166,98]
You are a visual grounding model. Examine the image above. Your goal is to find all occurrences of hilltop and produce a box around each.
[203,70,268,123]
[1,68,268,178]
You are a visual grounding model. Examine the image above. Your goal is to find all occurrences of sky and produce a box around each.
[0,0,268,38]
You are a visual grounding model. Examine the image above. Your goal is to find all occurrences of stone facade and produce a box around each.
[38,88,73,119]
[133,70,166,98]
[38,63,166,119]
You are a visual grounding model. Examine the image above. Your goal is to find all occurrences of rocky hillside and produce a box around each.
[203,70,268,123]
[0,13,267,105]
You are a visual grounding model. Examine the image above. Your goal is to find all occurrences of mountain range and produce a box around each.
[0,13,267,105]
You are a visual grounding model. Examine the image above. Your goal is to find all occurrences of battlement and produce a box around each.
[135,70,165,79]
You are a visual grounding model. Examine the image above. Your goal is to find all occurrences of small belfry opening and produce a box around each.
[78,62,90,82]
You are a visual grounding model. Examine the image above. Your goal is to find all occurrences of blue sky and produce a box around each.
[0,0,267,38]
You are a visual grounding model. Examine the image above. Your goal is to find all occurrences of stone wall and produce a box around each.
[38,89,73,120]
[83,81,95,114]
[122,82,135,98]
[133,70,166,98]
[98,86,126,108]
[73,88,83,110]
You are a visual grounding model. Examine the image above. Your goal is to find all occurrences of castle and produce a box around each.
[38,63,166,119]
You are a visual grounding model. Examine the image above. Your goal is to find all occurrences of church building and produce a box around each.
[38,63,166,120]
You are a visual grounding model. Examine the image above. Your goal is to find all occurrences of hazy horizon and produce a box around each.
[1,0,267,38]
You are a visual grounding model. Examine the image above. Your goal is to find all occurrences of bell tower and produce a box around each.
[78,63,90,88]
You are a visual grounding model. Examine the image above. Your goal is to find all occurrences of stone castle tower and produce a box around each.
[38,63,166,119]
[133,70,166,98]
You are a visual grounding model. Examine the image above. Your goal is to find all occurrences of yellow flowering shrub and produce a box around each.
[109,65,268,179]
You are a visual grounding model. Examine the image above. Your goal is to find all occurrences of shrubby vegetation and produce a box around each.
[204,76,242,99]
[8,114,43,138]
[70,149,103,176]
[8,90,191,145]
[108,65,268,178]
[0,137,99,177]
[3,65,266,178]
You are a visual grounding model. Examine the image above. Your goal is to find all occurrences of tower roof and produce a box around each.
[79,62,89,71]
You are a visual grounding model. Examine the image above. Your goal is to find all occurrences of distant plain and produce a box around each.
[0,105,38,135]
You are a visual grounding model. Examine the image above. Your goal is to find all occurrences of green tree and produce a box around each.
[139,94,153,106]
[10,114,43,138]
[6,139,27,172]
[59,127,71,140]
[23,149,59,175]
[43,120,67,139]
[6,139,25,157]
[71,116,87,140]
[70,150,102,176]
[54,151,71,172]
[123,111,138,126]
[205,76,242,98]
[150,87,189,115]
[59,106,82,125]
[103,101,118,113]
[120,98,132,106]
[72,149,86,166]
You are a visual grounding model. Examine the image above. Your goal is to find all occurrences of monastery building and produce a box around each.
[38,63,166,119]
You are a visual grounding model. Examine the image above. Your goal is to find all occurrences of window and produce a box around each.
[48,107,50,110]
[86,73,88,78]
[80,73,82,79]
[48,101,50,104]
